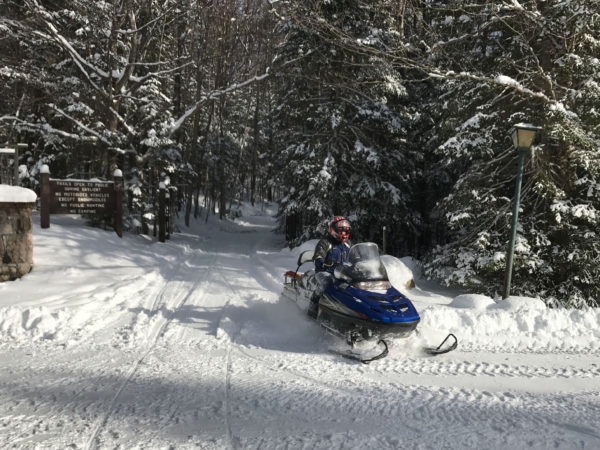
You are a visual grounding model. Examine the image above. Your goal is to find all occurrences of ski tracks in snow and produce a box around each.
[215,269,248,450]
[219,345,600,449]
[85,255,213,450]
[379,349,600,381]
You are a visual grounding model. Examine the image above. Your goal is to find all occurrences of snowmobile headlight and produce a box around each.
[353,281,391,290]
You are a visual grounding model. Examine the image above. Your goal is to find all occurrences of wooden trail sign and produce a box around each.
[40,166,123,237]
[50,180,114,215]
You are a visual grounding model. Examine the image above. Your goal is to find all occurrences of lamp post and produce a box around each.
[502,123,542,299]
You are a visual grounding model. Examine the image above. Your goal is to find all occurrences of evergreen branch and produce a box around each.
[48,105,111,145]
[426,70,552,104]
[0,115,98,142]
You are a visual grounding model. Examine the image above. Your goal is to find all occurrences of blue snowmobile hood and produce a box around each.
[324,281,420,324]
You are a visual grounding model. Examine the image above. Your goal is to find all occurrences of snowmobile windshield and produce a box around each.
[345,243,388,282]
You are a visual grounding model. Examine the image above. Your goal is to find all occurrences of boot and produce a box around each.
[307,293,319,319]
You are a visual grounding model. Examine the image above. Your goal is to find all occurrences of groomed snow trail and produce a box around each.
[1,206,599,449]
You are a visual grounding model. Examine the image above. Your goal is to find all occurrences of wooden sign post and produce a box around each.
[40,166,124,237]
[113,169,123,238]
[0,147,17,185]
[40,165,50,229]
[158,182,166,243]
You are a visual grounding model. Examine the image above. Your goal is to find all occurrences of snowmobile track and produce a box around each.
[383,355,600,379]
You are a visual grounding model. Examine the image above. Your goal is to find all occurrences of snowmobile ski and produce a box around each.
[329,339,389,364]
[423,333,458,355]
[319,318,389,363]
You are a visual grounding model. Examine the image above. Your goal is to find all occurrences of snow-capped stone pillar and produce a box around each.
[158,182,166,243]
[113,169,123,238]
[0,185,37,282]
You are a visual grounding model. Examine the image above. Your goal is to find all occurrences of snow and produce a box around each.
[495,75,520,87]
[1,204,599,448]
[354,140,380,165]
[0,185,37,203]
[448,294,496,310]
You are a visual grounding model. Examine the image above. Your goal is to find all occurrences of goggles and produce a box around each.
[334,220,351,232]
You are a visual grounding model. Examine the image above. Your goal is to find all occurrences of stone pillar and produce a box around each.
[0,185,37,281]
[0,195,37,281]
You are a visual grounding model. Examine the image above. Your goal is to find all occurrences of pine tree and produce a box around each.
[272,0,421,249]
[419,0,600,306]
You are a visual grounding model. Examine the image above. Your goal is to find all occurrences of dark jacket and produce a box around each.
[314,235,351,273]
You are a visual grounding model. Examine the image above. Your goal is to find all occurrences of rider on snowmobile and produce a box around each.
[308,216,352,318]
[314,216,352,272]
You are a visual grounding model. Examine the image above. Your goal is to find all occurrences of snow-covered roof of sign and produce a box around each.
[0,185,37,203]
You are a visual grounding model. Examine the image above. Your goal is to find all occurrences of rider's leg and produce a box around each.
[307,272,333,318]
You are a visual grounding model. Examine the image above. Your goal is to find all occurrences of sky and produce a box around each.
[1,201,599,449]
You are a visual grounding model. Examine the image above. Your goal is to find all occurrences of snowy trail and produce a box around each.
[1,205,600,449]
[85,259,214,449]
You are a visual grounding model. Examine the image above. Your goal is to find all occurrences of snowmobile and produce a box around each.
[283,242,457,363]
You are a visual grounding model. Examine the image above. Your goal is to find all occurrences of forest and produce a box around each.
[1,0,598,307]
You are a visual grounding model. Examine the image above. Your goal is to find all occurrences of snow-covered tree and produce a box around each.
[419,1,600,306]
[272,0,421,248]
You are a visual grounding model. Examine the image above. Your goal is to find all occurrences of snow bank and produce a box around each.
[449,294,496,310]
[381,259,600,353]
[418,294,600,353]
[0,185,37,203]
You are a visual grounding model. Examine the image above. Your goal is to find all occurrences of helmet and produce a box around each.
[329,216,351,242]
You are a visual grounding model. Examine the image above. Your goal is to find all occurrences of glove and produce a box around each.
[324,248,341,270]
